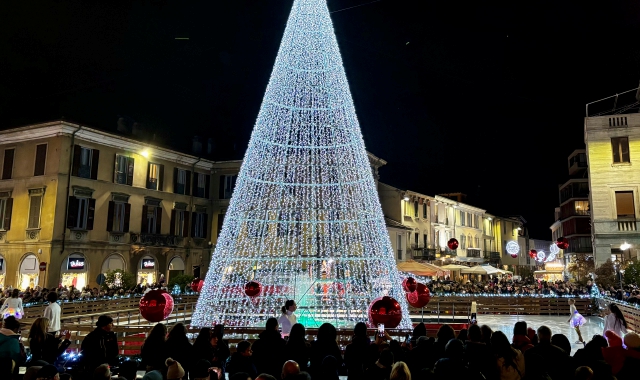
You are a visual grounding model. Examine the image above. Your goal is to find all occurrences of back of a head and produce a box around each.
[46,291,58,303]
[354,321,367,338]
[168,323,187,340]
[480,325,493,342]
[11,289,19,298]
[444,339,464,360]
[379,348,395,367]
[236,340,251,353]
[282,360,301,379]
[513,321,527,336]
[537,326,552,342]
[490,331,512,355]
[390,361,411,380]
[256,374,278,380]
[192,359,212,379]
[551,334,571,354]
[436,324,455,342]
[230,373,251,380]
[265,317,278,331]
[93,363,111,380]
[575,366,594,380]
[468,324,482,342]
[318,323,337,342]
[3,316,19,331]
[412,322,427,339]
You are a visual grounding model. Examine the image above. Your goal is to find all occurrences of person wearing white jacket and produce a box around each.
[603,302,628,337]
[43,291,61,334]
[1,289,24,319]
[278,300,297,336]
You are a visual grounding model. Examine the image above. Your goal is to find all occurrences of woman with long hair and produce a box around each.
[141,323,168,371]
[165,323,193,379]
[192,328,213,362]
[603,303,628,337]
[491,331,525,380]
[278,300,297,336]
[344,322,371,380]
[309,323,343,377]
[284,323,311,371]
[28,317,71,364]
[1,289,24,319]
[210,325,230,379]
[390,361,411,380]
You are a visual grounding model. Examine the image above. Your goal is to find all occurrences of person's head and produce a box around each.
[412,322,427,339]
[585,334,608,351]
[3,315,20,333]
[444,339,464,360]
[93,364,111,380]
[288,323,306,343]
[623,332,640,350]
[490,331,514,357]
[468,324,482,342]
[282,300,297,314]
[551,334,571,355]
[11,288,19,298]
[281,360,300,379]
[237,340,252,356]
[608,303,628,328]
[193,327,212,348]
[255,374,277,380]
[168,323,188,341]
[390,361,411,380]
[230,373,252,380]
[35,364,59,380]
[191,359,212,380]
[265,317,279,331]
[46,291,58,303]
[513,321,527,336]
[568,298,575,305]
[537,326,552,343]
[29,317,49,342]
[574,366,594,380]
[147,323,167,343]
[436,324,455,343]
[96,315,114,332]
[213,324,224,341]
[457,329,468,341]
[480,325,493,343]
[378,348,395,368]
[317,323,337,343]
[354,321,367,338]
[165,358,185,380]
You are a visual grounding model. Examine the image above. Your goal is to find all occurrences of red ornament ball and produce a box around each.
[191,279,202,292]
[197,280,204,293]
[368,296,403,328]
[556,237,569,250]
[447,238,459,250]
[406,283,431,308]
[510,253,518,258]
[244,281,262,297]
[139,289,174,323]
[402,277,417,293]
[528,249,537,259]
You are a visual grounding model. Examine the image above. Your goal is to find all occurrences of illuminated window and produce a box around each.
[574,201,590,215]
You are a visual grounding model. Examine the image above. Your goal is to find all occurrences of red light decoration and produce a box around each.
[402,277,417,293]
[139,289,174,323]
[528,249,537,258]
[556,237,569,250]
[244,281,262,297]
[510,253,518,258]
[368,296,403,328]
[406,283,431,308]
[447,238,459,250]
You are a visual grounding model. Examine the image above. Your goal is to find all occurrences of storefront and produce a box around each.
[60,253,87,290]
[534,262,565,282]
[0,255,5,289]
[167,256,185,282]
[19,254,39,290]
[137,255,157,286]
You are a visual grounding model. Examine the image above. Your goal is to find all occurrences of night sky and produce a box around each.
[1,0,640,239]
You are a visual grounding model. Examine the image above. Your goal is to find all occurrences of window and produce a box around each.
[423,234,428,248]
[460,235,466,250]
[414,201,418,217]
[217,213,225,238]
[574,200,590,215]
[219,175,237,199]
[146,163,164,191]
[615,191,635,218]
[72,146,99,179]
[107,201,130,233]
[141,205,162,234]
[114,155,135,185]
[66,196,95,230]
[0,197,13,230]
[460,211,465,226]
[28,195,43,229]
[467,235,472,248]
[173,168,190,195]
[475,236,480,248]
[414,232,419,246]
[2,149,14,180]
[397,234,402,260]
[423,203,427,219]
[193,172,210,198]
[170,209,189,237]
[34,144,47,176]
[192,212,207,239]
[612,137,630,163]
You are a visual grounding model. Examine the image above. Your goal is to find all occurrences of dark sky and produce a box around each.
[1,0,640,239]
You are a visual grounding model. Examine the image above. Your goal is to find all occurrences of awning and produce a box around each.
[495,268,513,275]
[461,265,501,275]
[397,260,443,276]
[454,256,485,263]
[440,264,469,270]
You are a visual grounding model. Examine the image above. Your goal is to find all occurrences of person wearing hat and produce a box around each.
[166,357,186,380]
[616,332,640,380]
[80,315,118,374]
[35,364,59,380]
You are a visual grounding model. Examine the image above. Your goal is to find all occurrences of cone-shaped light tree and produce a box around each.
[192,0,411,329]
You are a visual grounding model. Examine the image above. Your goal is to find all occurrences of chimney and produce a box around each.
[192,136,202,154]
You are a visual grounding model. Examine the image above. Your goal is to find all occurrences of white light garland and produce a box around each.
[191,0,411,329]
[506,241,520,255]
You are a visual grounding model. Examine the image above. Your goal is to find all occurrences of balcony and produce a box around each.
[593,218,638,234]
[437,247,457,256]
[412,248,436,261]
[483,251,501,264]
[466,248,481,258]
[131,233,183,247]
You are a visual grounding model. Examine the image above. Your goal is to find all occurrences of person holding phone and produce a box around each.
[27,317,71,365]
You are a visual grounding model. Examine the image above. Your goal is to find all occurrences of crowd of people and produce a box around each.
[427,278,595,297]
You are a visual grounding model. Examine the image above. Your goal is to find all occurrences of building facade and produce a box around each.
[0,121,241,290]
[585,112,640,265]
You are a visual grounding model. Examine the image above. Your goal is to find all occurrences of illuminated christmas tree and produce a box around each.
[191,0,411,329]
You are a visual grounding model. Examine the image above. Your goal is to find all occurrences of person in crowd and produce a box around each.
[364,347,394,380]
[457,329,468,342]
[281,360,301,379]
[319,355,340,380]
[344,322,371,380]
[568,298,586,344]
[43,292,61,335]
[192,328,214,365]
[407,336,433,375]
[309,322,343,377]
[433,339,484,380]
[573,335,612,380]
[616,332,640,380]
[523,352,551,380]
[166,358,186,380]
[491,331,525,380]
[251,317,286,378]
[464,324,493,379]
[278,300,297,337]
[93,363,112,380]
[480,325,493,347]
[165,323,194,378]
[511,321,533,353]
[0,315,24,366]
[28,317,71,364]
[1,289,24,319]
[80,315,118,374]
[575,366,594,380]
[230,373,252,380]
[551,334,573,357]
[226,340,257,379]
[525,326,569,380]
[255,374,277,380]
[35,364,59,380]
[191,359,218,380]
[410,323,427,348]
[432,324,455,363]
[142,370,164,380]
[390,361,411,380]
[284,323,311,372]
[211,324,230,378]
[141,323,167,372]
[603,303,628,338]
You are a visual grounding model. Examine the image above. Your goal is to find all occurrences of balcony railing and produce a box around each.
[132,233,183,247]
[412,248,436,261]
[593,218,638,234]
[437,247,457,256]
[466,249,481,258]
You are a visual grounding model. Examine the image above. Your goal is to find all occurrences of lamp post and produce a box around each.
[613,259,622,290]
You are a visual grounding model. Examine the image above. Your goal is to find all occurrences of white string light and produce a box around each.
[191,0,411,329]
[505,241,519,255]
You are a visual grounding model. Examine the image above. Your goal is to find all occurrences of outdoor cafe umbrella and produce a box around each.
[460,265,501,275]
[397,260,439,277]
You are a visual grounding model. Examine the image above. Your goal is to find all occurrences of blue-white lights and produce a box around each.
[191,0,410,328]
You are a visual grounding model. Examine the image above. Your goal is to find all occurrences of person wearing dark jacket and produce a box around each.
[165,323,194,379]
[28,317,71,366]
[283,323,311,372]
[344,322,371,380]
[525,326,570,380]
[80,315,118,373]
[511,321,533,354]
[251,317,286,378]
[226,340,257,379]
[309,323,343,378]
[140,323,167,372]
[464,324,493,379]
[363,348,394,380]
[0,316,24,366]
